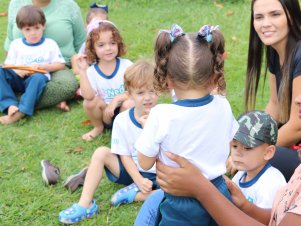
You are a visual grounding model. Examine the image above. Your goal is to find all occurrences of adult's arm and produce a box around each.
[277,76,301,146]
[71,2,86,53]
[265,74,279,121]
[156,152,270,226]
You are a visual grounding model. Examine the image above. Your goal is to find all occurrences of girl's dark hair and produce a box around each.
[86,8,108,24]
[154,27,226,94]
[245,0,301,123]
[85,22,126,64]
[16,5,46,29]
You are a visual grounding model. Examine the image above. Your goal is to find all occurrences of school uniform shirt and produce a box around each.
[232,164,287,208]
[269,164,301,226]
[111,107,156,174]
[135,95,239,180]
[86,58,132,104]
[5,37,65,80]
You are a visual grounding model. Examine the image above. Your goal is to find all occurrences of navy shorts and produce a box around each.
[104,155,159,190]
[156,176,231,226]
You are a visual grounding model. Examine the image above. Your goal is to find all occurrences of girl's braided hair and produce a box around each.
[154,24,226,94]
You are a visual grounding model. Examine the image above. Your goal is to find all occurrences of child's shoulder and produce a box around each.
[118,57,133,66]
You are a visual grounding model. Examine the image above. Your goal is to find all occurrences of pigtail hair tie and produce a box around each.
[197,25,219,42]
[159,24,185,43]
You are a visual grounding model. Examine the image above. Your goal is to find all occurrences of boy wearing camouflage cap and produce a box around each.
[231,110,286,208]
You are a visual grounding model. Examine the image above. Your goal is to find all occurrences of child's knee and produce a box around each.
[92,146,111,160]
[83,98,99,110]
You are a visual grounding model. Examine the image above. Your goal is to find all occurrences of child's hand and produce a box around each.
[104,101,117,118]
[226,156,237,176]
[13,69,30,78]
[136,177,153,194]
[137,114,149,128]
[75,54,89,73]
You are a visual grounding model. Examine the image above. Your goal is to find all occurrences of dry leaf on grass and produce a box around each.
[226,11,234,16]
[65,146,84,153]
[214,1,224,9]
[81,119,91,126]
[0,12,8,17]
[232,36,238,42]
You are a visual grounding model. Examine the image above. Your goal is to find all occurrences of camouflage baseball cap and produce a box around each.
[234,111,278,148]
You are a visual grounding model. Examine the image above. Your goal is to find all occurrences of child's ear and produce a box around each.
[263,145,276,161]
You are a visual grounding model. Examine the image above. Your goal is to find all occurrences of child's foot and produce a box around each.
[0,112,25,125]
[8,105,18,116]
[110,183,140,206]
[56,101,70,112]
[82,127,103,141]
[59,200,98,224]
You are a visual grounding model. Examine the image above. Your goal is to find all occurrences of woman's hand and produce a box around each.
[156,152,204,197]
[224,176,248,209]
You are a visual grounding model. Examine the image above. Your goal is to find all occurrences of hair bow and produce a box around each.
[90,2,109,13]
[160,24,184,43]
[86,19,116,34]
[198,25,219,42]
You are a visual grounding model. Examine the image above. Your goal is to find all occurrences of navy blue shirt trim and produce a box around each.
[173,94,213,107]
[22,37,45,46]
[94,58,120,79]
[129,107,142,129]
[238,163,271,188]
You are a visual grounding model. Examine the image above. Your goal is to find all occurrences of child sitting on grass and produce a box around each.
[231,110,287,208]
[76,20,133,141]
[0,5,65,125]
[59,60,160,224]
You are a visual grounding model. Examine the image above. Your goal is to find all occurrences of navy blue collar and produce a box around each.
[238,163,271,188]
[129,108,142,129]
[22,37,45,46]
[173,94,213,107]
[94,58,120,79]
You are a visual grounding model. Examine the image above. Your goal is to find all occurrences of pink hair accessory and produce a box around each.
[86,18,117,34]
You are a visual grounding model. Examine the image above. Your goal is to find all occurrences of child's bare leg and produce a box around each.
[82,97,105,141]
[0,111,25,125]
[134,190,156,202]
[56,101,70,112]
[78,147,120,207]
[8,105,19,116]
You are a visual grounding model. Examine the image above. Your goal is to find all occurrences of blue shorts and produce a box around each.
[156,176,231,226]
[104,155,159,189]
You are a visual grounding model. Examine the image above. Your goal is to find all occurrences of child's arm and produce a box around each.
[138,152,156,171]
[31,63,65,73]
[120,156,152,193]
[75,54,95,100]
[104,92,130,117]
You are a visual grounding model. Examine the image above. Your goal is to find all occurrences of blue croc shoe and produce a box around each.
[59,199,98,224]
[110,183,140,206]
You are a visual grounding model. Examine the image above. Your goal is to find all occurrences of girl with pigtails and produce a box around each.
[135,24,238,226]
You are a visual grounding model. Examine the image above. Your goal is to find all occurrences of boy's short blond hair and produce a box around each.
[124,60,155,92]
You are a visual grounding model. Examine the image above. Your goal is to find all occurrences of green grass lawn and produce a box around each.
[0,0,269,225]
